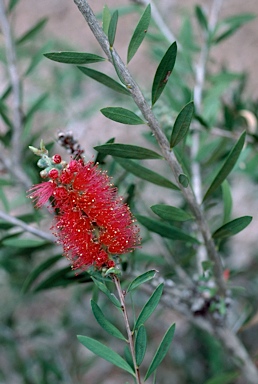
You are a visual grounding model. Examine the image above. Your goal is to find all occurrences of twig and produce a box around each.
[0,0,23,163]
[0,0,31,189]
[192,0,224,271]
[73,0,226,296]
[142,281,258,384]
[0,210,56,242]
[113,274,142,384]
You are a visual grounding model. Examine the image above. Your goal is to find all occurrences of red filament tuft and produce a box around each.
[28,156,140,271]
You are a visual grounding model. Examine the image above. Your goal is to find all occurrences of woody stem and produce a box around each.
[113,274,142,384]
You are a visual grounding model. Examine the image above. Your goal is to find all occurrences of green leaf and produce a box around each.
[151,204,193,222]
[115,158,179,190]
[212,216,252,240]
[144,323,175,380]
[124,345,134,371]
[25,94,48,124]
[22,255,61,293]
[17,18,47,45]
[152,42,177,106]
[33,267,91,292]
[91,277,121,308]
[127,270,157,293]
[127,4,151,63]
[101,107,145,125]
[178,174,189,188]
[44,51,106,64]
[195,5,208,32]
[91,300,127,341]
[77,335,135,376]
[136,215,199,244]
[2,237,48,248]
[94,143,161,159]
[77,66,130,96]
[204,371,239,384]
[222,180,232,224]
[213,14,256,44]
[170,101,194,148]
[135,325,147,366]
[0,99,12,128]
[95,137,115,164]
[102,5,112,35]
[8,0,20,12]
[203,131,246,202]
[134,283,164,330]
[108,10,118,47]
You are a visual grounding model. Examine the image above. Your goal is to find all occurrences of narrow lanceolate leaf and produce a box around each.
[135,325,147,366]
[77,66,130,96]
[203,131,246,202]
[152,41,177,106]
[195,5,208,32]
[204,371,239,384]
[127,4,151,63]
[134,283,164,331]
[144,323,175,381]
[2,238,48,248]
[17,18,47,45]
[212,216,252,240]
[136,215,199,244]
[91,300,127,341]
[77,336,135,376]
[102,5,112,35]
[222,180,232,224]
[170,101,194,148]
[25,93,48,123]
[101,107,145,125]
[95,137,115,164]
[108,10,118,46]
[115,158,179,190]
[127,270,157,293]
[94,143,162,159]
[178,174,189,188]
[91,277,121,308]
[22,255,61,293]
[44,52,106,64]
[33,266,91,292]
[213,14,256,44]
[151,204,193,222]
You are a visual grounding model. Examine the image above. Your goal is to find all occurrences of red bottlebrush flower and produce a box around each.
[28,181,56,208]
[28,156,140,271]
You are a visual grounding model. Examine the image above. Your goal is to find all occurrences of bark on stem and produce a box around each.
[73,0,226,296]
[113,275,142,384]
[0,0,22,161]
[0,210,56,242]
[0,0,31,188]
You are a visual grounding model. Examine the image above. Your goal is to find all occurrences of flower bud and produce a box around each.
[52,154,62,164]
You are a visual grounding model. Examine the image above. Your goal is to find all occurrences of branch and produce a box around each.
[192,0,224,271]
[72,2,258,382]
[0,0,23,162]
[113,274,142,384]
[0,0,31,189]
[142,281,258,384]
[0,210,56,242]
[73,0,226,296]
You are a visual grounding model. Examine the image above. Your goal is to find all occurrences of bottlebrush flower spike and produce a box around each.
[28,148,140,271]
